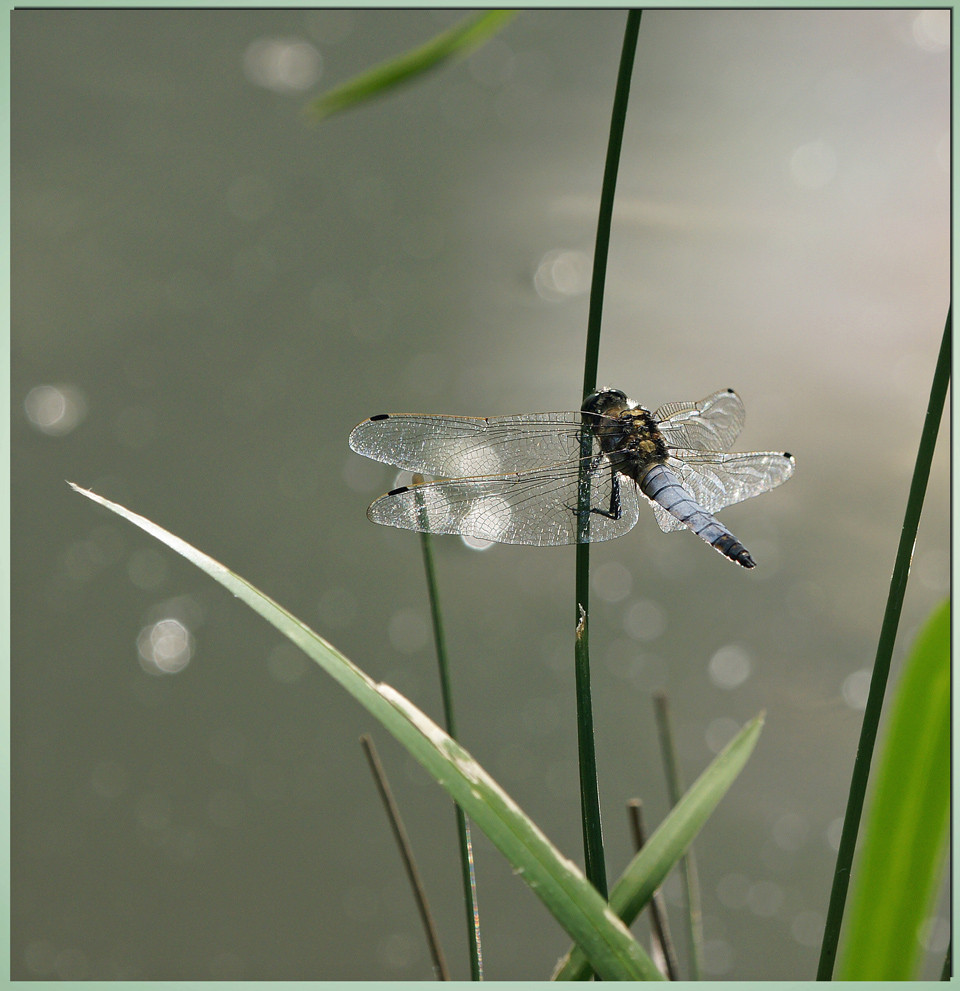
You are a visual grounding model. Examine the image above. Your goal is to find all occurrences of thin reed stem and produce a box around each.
[575,6,643,903]
[360,734,450,980]
[816,309,951,979]
[415,478,483,980]
[653,692,702,979]
[628,798,680,980]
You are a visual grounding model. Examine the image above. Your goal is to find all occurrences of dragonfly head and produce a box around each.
[582,388,633,419]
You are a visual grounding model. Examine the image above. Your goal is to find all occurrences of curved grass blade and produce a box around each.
[304,10,516,123]
[552,712,764,980]
[68,482,661,982]
[836,599,950,980]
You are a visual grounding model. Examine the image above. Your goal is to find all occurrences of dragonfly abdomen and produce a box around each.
[639,463,756,568]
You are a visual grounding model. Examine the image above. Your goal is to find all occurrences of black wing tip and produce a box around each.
[387,485,409,496]
[369,413,390,421]
[783,451,794,460]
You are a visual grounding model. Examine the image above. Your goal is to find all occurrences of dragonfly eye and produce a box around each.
[582,389,628,417]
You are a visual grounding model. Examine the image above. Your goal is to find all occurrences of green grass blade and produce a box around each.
[836,599,950,980]
[304,11,516,123]
[817,309,950,978]
[553,712,764,980]
[68,482,662,982]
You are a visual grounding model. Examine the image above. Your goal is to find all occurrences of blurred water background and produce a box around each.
[12,9,949,980]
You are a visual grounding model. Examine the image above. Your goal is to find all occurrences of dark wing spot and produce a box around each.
[387,486,409,496]
[370,413,390,421]
[726,387,735,394]
[783,451,793,459]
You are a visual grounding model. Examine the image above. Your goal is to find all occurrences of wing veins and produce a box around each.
[368,453,641,545]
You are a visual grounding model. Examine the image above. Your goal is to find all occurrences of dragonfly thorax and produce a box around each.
[582,390,668,472]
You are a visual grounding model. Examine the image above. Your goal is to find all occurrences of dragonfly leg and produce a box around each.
[589,468,622,520]
[564,467,622,521]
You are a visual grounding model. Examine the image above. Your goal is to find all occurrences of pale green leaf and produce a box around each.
[305,11,516,122]
[837,598,950,980]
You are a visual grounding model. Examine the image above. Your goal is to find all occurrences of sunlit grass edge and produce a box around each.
[67,481,660,981]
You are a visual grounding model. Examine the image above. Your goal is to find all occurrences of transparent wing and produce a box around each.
[648,498,688,533]
[663,450,796,517]
[366,459,641,546]
[349,411,593,476]
[654,389,745,452]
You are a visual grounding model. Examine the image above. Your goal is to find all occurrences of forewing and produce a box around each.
[349,411,591,476]
[666,450,796,515]
[366,460,641,546]
[654,389,745,452]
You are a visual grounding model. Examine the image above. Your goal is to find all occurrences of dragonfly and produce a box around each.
[348,388,796,568]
